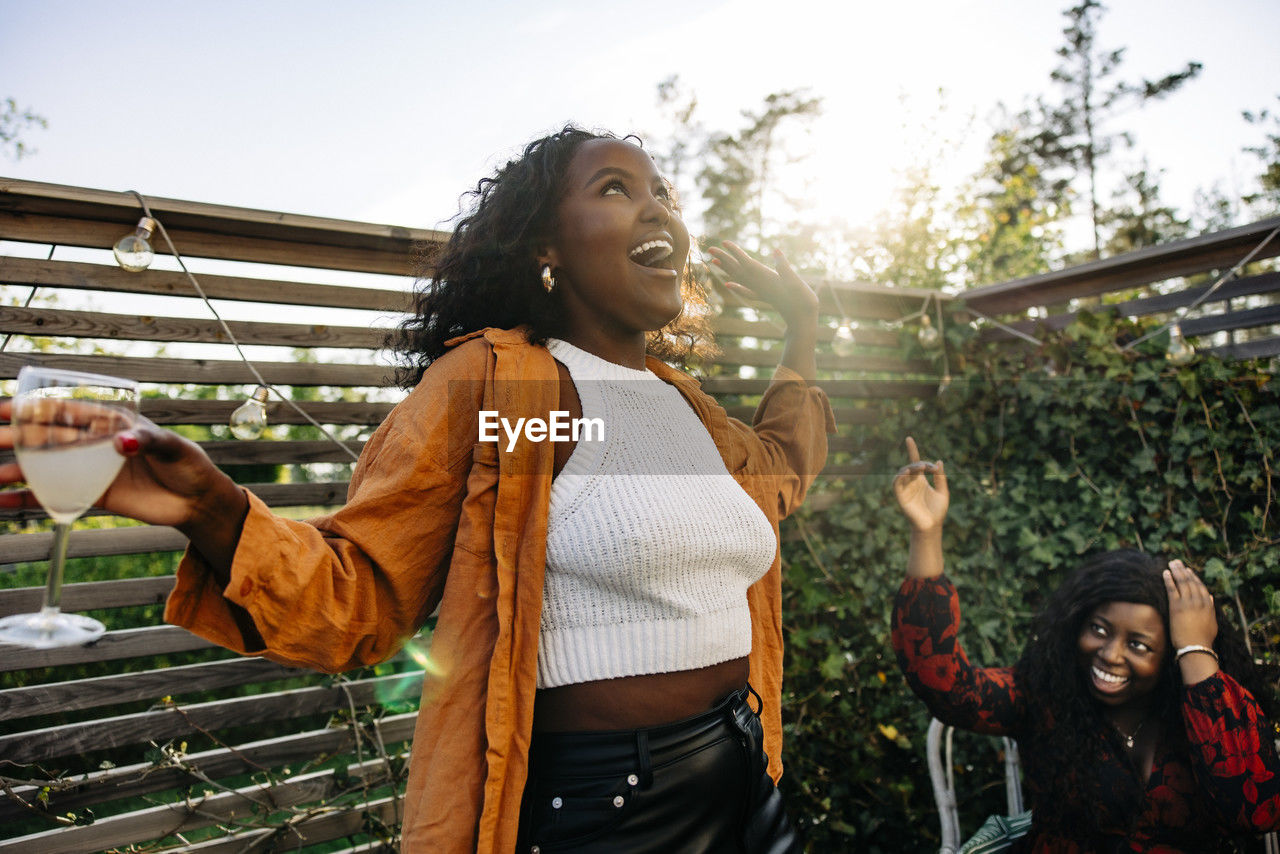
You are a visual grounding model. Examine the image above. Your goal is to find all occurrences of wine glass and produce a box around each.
[0,366,139,648]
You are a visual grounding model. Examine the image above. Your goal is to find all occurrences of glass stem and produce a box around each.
[40,522,72,616]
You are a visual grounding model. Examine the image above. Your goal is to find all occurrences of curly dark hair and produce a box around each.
[392,124,714,388]
[1013,549,1271,844]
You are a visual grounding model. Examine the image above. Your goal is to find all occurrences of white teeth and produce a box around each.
[1092,666,1128,684]
[629,239,673,260]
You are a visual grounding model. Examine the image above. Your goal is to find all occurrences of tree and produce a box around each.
[650,75,704,197]
[1,98,47,160]
[1039,1,1201,257]
[1099,160,1190,256]
[957,105,1070,285]
[1242,96,1280,216]
[697,90,822,253]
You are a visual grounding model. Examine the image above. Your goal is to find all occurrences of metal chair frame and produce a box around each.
[927,718,1024,854]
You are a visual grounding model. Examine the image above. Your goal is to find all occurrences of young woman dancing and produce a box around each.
[2,126,832,852]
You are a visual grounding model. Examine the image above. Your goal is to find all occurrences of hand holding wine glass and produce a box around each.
[0,366,139,647]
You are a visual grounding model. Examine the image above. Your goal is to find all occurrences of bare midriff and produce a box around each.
[533,656,750,732]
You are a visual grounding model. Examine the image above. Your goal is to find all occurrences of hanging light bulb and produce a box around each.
[229,386,270,440]
[113,216,157,272]
[1165,322,1195,366]
[917,313,941,349]
[832,321,857,357]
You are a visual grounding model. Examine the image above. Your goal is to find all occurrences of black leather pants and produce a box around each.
[516,686,801,853]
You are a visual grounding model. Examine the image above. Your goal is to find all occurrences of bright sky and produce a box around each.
[3,0,1279,244]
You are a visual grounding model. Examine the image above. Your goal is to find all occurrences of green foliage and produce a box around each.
[1243,96,1280,216]
[779,310,1278,850]
[0,96,47,161]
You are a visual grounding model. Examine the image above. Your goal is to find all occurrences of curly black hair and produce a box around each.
[392,124,714,388]
[1013,549,1271,844]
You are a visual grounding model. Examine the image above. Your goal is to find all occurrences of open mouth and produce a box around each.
[628,238,676,273]
[1090,665,1130,693]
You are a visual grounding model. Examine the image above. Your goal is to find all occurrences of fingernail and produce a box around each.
[120,433,140,455]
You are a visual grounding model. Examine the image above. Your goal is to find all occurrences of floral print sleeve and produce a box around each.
[891,575,1025,736]
[1181,669,1280,833]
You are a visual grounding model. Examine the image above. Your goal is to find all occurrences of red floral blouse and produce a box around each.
[892,575,1280,853]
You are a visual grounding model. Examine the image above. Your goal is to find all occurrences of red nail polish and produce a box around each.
[120,434,140,454]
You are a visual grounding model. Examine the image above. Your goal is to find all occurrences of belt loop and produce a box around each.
[746,683,763,718]
[635,730,653,788]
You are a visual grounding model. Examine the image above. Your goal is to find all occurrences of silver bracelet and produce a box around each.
[1174,644,1219,664]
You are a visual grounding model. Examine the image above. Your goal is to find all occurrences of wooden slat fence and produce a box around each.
[0,177,943,851]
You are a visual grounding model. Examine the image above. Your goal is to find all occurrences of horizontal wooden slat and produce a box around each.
[140,398,393,426]
[0,575,175,617]
[0,757,402,854]
[0,526,187,565]
[0,481,349,523]
[977,272,1280,341]
[0,624,214,672]
[723,405,883,425]
[164,795,401,854]
[0,352,395,386]
[0,671,423,763]
[965,216,1280,315]
[0,306,386,349]
[1209,335,1280,360]
[200,439,365,465]
[1109,269,1280,317]
[1,210,429,277]
[0,656,302,720]
[1182,303,1280,337]
[0,177,445,249]
[700,377,939,399]
[712,314,903,348]
[714,344,932,374]
[0,714,416,824]
[0,255,413,312]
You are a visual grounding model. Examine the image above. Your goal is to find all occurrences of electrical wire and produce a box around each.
[126,191,362,463]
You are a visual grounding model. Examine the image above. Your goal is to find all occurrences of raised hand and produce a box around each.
[1164,559,1220,685]
[706,241,818,330]
[893,436,949,533]
[1164,559,1219,649]
[707,241,819,381]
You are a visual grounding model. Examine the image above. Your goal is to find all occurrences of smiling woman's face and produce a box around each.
[1076,600,1169,709]
[539,138,691,352]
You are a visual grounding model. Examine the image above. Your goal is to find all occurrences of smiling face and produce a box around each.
[1077,600,1169,710]
[538,138,691,363]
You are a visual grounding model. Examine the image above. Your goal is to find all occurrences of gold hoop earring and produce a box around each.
[541,265,556,293]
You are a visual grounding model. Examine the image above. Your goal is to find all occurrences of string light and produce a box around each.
[832,321,857,356]
[917,313,941,349]
[229,386,271,440]
[113,216,157,272]
[1165,322,1196,365]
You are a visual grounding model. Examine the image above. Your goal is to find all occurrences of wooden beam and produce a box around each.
[0,177,448,275]
[0,256,415,312]
[0,352,398,386]
[965,216,1280,315]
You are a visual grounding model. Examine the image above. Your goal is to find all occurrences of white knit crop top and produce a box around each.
[537,339,777,690]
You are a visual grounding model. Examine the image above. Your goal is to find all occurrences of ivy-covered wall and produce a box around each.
[778,311,1279,851]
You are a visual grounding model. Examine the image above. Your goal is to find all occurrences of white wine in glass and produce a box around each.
[0,366,139,648]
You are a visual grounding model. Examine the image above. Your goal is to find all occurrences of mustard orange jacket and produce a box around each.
[165,327,834,852]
